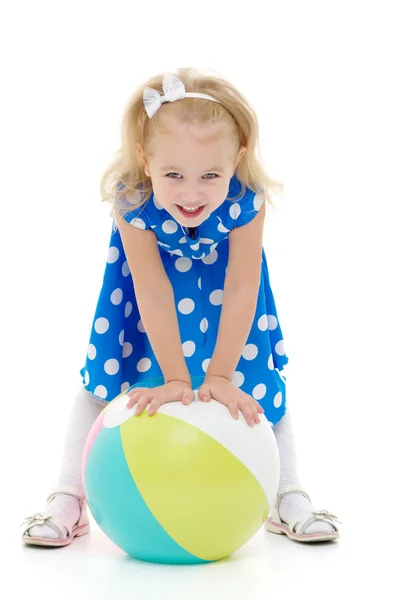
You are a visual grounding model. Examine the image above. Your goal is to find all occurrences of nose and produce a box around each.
[178,189,205,205]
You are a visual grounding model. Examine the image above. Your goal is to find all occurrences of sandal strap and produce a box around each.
[46,483,86,507]
[21,483,87,539]
[270,483,343,534]
[20,510,70,539]
[291,509,343,535]
[274,483,312,510]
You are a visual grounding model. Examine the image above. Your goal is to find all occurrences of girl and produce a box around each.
[21,68,341,547]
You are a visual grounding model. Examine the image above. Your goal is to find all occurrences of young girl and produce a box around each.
[21,68,341,547]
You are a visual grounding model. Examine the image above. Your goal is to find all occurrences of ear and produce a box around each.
[136,143,147,169]
[234,146,246,169]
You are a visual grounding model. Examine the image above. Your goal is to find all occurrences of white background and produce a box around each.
[2,0,399,598]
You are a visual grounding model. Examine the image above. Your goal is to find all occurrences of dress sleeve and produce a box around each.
[231,191,265,228]
[114,183,152,231]
[121,201,151,230]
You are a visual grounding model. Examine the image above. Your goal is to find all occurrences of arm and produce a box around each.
[206,201,266,381]
[116,216,191,385]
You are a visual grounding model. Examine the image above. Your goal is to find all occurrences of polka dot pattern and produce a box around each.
[80,173,288,424]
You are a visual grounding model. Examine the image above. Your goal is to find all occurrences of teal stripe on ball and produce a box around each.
[85,420,210,564]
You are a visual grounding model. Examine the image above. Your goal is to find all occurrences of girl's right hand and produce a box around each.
[125,380,194,416]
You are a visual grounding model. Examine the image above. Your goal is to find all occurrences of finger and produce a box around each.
[199,388,211,402]
[252,405,261,424]
[240,394,264,416]
[249,399,263,419]
[239,402,255,427]
[125,395,140,409]
[125,390,142,408]
[135,396,151,415]
[227,399,240,420]
[181,391,194,405]
[148,397,161,416]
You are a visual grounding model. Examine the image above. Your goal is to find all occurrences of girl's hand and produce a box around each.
[125,380,194,416]
[198,375,264,427]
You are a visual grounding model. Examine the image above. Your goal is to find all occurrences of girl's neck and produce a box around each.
[187,226,197,240]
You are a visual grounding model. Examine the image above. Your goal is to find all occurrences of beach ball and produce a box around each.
[82,375,280,564]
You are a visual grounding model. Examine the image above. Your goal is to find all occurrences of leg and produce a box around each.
[23,386,107,541]
[58,386,107,487]
[272,407,301,487]
[272,406,335,536]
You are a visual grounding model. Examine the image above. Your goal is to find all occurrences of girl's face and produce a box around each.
[138,117,246,227]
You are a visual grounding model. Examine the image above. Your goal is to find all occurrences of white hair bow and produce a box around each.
[143,73,219,118]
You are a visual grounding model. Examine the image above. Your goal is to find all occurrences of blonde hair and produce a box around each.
[100,67,284,226]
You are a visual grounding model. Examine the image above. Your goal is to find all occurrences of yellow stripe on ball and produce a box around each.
[120,410,269,562]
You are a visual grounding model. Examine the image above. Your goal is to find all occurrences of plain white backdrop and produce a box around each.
[2,0,399,598]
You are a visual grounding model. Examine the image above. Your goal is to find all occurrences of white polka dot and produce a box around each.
[202,358,211,372]
[267,314,278,330]
[258,314,268,331]
[193,252,206,260]
[175,257,192,272]
[87,344,96,360]
[84,370,90,385]
[200,318,208,333]
[122,261,130,277]
[178,298,195,314]
[229,203,241,220]
[158,242,171,248]
[104,359,120,375]
[274,391,282,408]
[182,340,196,357]
[162,220,178,234]
[179,236,187,244]
[209,289,223,305]
[169,249,184,257]
[125,302,133,318]
[229,202,242,219]
[198,277,202,290]
[199,238,214,244]
[202,250,218,265]
[242,344,258,360]
[121,382,130,394]
[107,247,119,264]
[217,221,230,233]
[137,319,145,333]
[232,371,245,387]
[252,383,267,400]
[94,317,109,334]
[123,342,133,358]
[153,197,163,210]
[131,217,146,230]
[119,330,124,346]
[110,288,123,305]
[268,354,274,370]
[190,241,200,251]
[210,242,218,253]
[137,358,152,372]
[94,385,108,399]
[275,340,285,355]
[254,194,264,211]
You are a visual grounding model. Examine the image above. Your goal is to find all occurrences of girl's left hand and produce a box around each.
[198,375,264,427]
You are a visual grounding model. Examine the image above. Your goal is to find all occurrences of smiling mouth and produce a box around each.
[176,205,206,218]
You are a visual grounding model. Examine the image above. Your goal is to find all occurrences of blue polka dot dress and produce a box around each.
[80,174,289,425]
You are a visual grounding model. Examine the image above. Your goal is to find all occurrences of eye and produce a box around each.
[166,173,219,179]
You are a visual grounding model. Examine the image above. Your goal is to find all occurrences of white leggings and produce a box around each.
[58,386,300,489]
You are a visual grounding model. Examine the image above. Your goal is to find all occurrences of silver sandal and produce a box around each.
[265,482,342,542]
[21,483,90,547]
